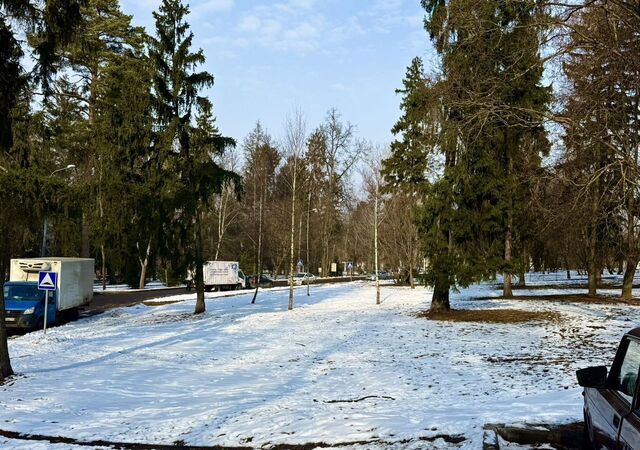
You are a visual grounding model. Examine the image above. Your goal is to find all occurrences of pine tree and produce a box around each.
[52,0,146,259]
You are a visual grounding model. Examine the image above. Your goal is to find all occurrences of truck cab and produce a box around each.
[578,327,640,450]
[3,281,57,329]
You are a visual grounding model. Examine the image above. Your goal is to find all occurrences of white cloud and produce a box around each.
[198,0,423,57]
[192,0,234,15]
[231,1,325,53]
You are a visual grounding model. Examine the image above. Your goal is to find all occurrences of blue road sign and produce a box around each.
[38,271,57,291]
[297,259,304,267]
[347,262,353,270]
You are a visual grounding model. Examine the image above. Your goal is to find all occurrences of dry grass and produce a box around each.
[419,308,562,324]
[141,300,182,306]
[486,294,640,304]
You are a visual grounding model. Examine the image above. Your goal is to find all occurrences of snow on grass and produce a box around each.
[3,281,640,449]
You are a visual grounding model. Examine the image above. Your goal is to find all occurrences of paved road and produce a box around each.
[88,287,191,312]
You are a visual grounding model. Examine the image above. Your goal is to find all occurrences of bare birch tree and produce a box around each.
[283,110,307,310]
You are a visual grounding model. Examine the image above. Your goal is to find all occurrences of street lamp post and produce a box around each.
[41,165,76,257]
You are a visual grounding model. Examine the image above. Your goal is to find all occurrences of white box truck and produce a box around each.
[3,257,94,329]
[203,261,246,291]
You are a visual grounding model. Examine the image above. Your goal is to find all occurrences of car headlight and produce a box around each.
[23,307,35,315]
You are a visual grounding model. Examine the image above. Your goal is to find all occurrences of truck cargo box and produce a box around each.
[203,261,245,289]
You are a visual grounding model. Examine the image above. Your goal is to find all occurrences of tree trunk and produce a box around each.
[306,191,311,296]
[588,264,598,296]
[518,248,526,287]
[288,161,297,311]
[101,245,107,291]
[0,254,14,381]
[252,192,264,304]
[374,181,380,305]
[138,239,151,290]
[622,258,638,301]
[430,277,450,313]
[503,229,513,297]
[409,266,415,289]
[587,169,599,296]
[194,213,206,314]
[81,210,91,258]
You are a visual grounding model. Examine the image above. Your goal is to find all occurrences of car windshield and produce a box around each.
[4,284,46,302]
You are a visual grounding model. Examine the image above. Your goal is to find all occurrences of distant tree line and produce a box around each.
[0,0,418,309]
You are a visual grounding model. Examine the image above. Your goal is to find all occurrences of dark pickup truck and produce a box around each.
[578,327,640,450]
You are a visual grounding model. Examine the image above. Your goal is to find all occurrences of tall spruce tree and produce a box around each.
[93,32,156,289]
[0,0,85,383]
[150,0,237,314]
[385,2,549,312]
[383,57,457,312]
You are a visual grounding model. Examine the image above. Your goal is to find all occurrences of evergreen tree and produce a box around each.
[0,0,84,383]
[150,0,237,314]
[53,0,146,258]
[385,1,549,312]
[93,35,156,288]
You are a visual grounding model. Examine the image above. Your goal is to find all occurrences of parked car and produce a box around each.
[366,271,390,281]
[291,272,316,285]
[248,274,274,288]
[577,327,640,449]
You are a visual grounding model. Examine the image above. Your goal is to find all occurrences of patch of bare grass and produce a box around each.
[142,300,182,306]
[485,294,640,304]
[418,308,562,324]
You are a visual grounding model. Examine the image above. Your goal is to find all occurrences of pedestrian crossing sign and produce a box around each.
[38,271,57,291]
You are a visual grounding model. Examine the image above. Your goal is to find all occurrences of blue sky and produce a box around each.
[120,0,433,146]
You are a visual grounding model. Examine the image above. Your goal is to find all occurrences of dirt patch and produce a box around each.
[0,428,465,449]
[483,422,583,450]
[142,300,182,306]
[482,293,640,304]
[419,309,562,324]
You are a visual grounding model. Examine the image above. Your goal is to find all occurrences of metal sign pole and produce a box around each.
[43,290,49,335]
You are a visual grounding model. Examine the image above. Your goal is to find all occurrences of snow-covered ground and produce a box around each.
[3,280,640,449]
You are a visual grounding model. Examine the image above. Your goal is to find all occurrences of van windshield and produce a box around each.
[3,285,46,302]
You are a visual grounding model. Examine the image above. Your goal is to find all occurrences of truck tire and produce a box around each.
[67,307,79,322]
